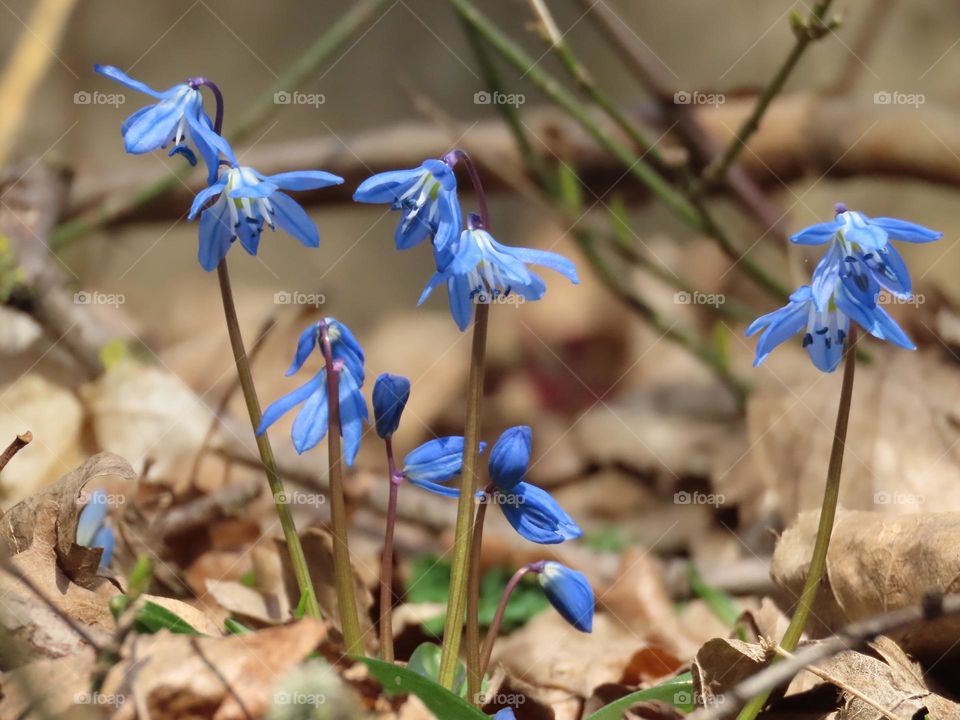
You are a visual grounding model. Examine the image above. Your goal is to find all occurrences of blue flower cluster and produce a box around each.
[96,65,342,271]
[748,205,942,371]
[355,157,579,330]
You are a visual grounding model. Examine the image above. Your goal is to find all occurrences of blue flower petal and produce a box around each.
[869,216,943,244]
[353,167,425,204]
[235,215,263,255]
[188,176,228,219]
[433,189,462,254]
[373,373,411,439]
[790,219,842,245]
[123,97,186,154]
[197,197,234,272]
[291,375,329,454]
[265,170,344,192]
[497,482,582,544]
[508,247,579,284]
[489,426,531,491]
[493,710,517,720]
[448,275,475,332]
[94,64,164,98]
[861,244,912,298]
[257,372,325,435]
[271,192,319,248]
[539,562,594,632]
[76,489,109,546]
[287,324,320,377]
[339,368,368,466]
[91,525,115,568]
[403,436,468,484]
[394,208,435,250]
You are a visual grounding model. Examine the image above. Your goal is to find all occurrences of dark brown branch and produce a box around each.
[0,431,32,473]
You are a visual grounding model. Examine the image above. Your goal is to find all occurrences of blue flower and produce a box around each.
[492,711,517,720]
[94,64,235,182]
[747,259,914,372]
[489,425,531,492]
[538,561,594,632]
[354,159,462,253]
[257,319,368,464]
[372,373,411,438]
[792,205,942,299]
[419,226,579,330]
[401,436,486,497]
[494,482,582,544]
[76,489,114,568]
[188,165,343,271]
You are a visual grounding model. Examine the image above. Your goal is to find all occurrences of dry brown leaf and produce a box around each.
[80,360,216,478]
[772,508,960,659]
[0,452,133,587]
[0,374,83,505]
[0,499,116,660]
[0,649,96,718]
[725,352,960,525]
[101,619,328,720]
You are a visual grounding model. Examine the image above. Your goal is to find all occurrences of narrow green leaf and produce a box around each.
[133,601,201,635]
[687,563,740,628]
[224,617,252,635]
[360,657,488,720]
[584,672,695,720]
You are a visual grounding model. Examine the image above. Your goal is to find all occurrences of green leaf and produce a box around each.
[408,642,467,697]
[687,563,741,629]
[132,601,201,635]
[224,617,252,635]
[360,657,488,720]
[584,672,695,720]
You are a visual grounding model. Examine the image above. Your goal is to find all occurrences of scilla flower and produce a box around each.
[372,373,411,439]
[489,425,532,492]
[493,711,517,719]
[353,159,462,253]
[401,436,487,496]
[258,318,368,464]
[94,64,234,181]
[538,561,594,632]
[189,164,343,271]
[748,251,914,372]
[792,203,942,298]
[419,218,579,330]
[76,489,115,568]
[494,482,582,544]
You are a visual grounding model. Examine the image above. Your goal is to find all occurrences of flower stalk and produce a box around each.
[466,484,494,702]
[480,561,545,677]
[378,436,402,661]
[319,320,364,656]
[737,324,857,720]
[216,260,321,620]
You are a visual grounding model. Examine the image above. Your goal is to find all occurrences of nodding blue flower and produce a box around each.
[489,425,531,492]
[188,165,343,271]
[76,489,114,568]
[257,319,368,464]
[492,711,517,720]
[353,159,462,253]
[372,373,411,438]
[494,482,582,544]
[792,204,942,299]
[401,436,487,497]
[419,223,579,331]
[538,561,594,632]
[94,64,235,182]
[287,319,365,383]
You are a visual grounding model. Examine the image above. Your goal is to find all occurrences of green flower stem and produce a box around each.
[465,485,494,703]
[448,0,789,301]
[216,260,321,621]
[378,436,402,661]
[438,301,490,689]
[736,324,857,720]
[703,0,835,186]
[319,321,364,656]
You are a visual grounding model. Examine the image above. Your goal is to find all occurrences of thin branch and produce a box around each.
[703,1,837,185]
[0,431,32,473]
[686,591,960,720]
